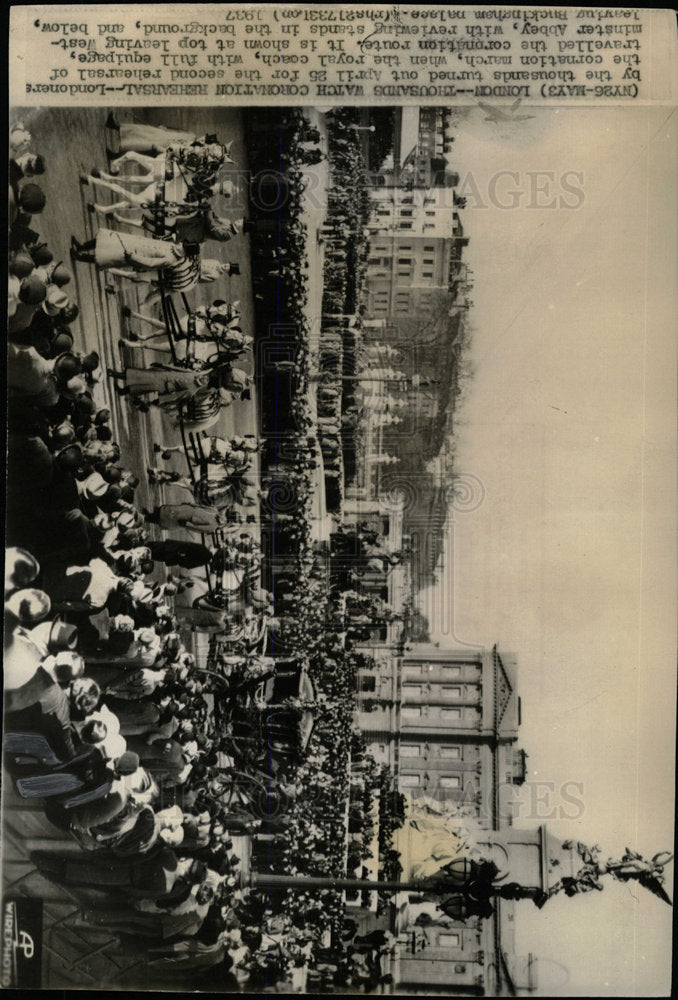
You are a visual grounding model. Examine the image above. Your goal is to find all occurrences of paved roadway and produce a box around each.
[19,107,259,646]
[18,104,332,636]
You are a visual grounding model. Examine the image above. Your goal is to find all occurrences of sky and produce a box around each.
[420,104,676,995]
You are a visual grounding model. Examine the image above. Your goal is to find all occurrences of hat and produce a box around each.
[80,351,100,373]
[60,303,79,324]
[51,331,74,355]
[103,466,122,484]
[10,250,35,278]
[18,183,46,215]
[54,443,83,472]
[5,547,40,590]
[47,616,79,653]
[29,243,53,266]
[115,751,140,775]
[105,484,122,502]
[64,376,87,397]
[136,627,157,646]
[96,704,121,736]
[115,510,138,531]
[94,408,111,425]
[51,421,76,449]
[119,485,135,504]
[50,263,72,288]
[44,286,70,315]
[6,588,51,624]
[74,394,96,417]
[18,274,47,305]
[99,732,126,761]
[80,471,108,499]
[53,352,82,382]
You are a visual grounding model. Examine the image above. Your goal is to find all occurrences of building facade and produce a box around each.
[363,107,469,320]
[352,642,535,995]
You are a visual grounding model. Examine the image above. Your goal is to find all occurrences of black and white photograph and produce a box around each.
[4,4,677,995]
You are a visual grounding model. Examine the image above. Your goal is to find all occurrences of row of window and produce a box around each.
[403,684,465,699]
[402,706,462,719]
[401,743,461,758]
[371,245,436,253]
[404,663,466,676]
[401,773,461,788]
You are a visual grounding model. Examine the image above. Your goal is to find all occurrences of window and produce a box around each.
[440,775,461,789]
[400,209,413,218]
[400,244,413,251]
[438,933,461,948]
[454,965,467,974]
[400,774,420,787]
[442,686,462,699]
[441,708,462,719]
[401,744,421,758]
[402,706,421,719]
[398,257,412,265]
[403,665,420,677]
[360,675,376,693]
[404,685,422,697]
[424,257,434,266]
[426,210,436,217]
[422,271,433,279]
[443,665,462,677]
[440,746,461,759]
[400,222,413,230]
[424,245,435,252]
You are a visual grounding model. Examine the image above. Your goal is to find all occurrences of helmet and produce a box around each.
[18,183,46,215]
[18,274,46,305]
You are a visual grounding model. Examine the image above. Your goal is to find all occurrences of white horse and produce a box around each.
[82,153,235,227]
